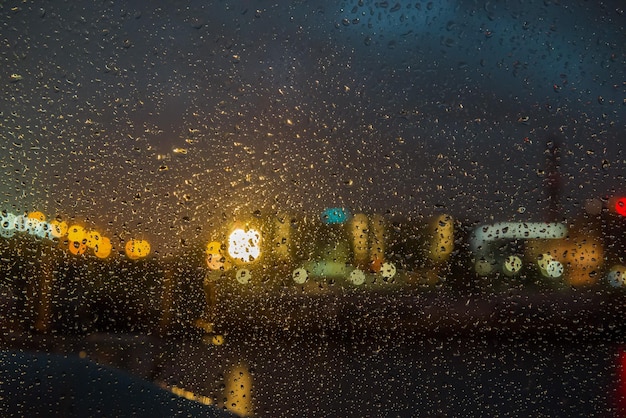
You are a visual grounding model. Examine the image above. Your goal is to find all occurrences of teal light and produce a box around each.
[321,207,350,225]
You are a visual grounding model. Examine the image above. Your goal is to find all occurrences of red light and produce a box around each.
[615,198,626,216]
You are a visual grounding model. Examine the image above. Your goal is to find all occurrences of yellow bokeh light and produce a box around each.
[211,334,224,345]
[206,241,222,254]
[27,211,46,222]
[206,240,224,270]
[67,225,87,243]
[86,230,102,249]
[224,364,254,417]
[49,220,68,238]
[349,213,369,267]
[125,239,150,260]
[428,214,454,263]
[94,236,112,259]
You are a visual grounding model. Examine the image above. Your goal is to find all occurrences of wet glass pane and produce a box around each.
[0,1,625,416]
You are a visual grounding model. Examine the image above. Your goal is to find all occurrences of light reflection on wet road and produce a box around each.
[50,332,621,417]
[172,336,620,416]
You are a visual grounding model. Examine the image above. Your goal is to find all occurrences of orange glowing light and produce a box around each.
[125,239,151,260]
[27,211,46,222]
[68,240,87,256]
[94,236,112,259]
[563,239,604,286]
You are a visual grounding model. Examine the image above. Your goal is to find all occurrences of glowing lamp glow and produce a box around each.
[380,262,397,280]
[27,211,46,222]
[224,364,254,417]
[49,220,68,238]
[428,214,455,263]
[33,221,49,238]
[348,269,366,286]
[235,268,252,284]
[292,267,308,284]
[503,255,523,276]
[228,228,261,263]
[0,212,16,231]
[349,213,369,266]
[125,239,151,260]
[68,240,87,256]
[537,253,563,278]
[67,225,87,243]
[471,222,567,251]
[545,260,564,278]
[94,236,112,259]
[25,218,43,235]
[86,230,102,249]
[206,241,225,270]
[370,214,386,272]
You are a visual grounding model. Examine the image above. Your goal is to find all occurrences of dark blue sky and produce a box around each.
[0,0,624,254]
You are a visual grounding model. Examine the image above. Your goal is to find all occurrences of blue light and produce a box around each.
[321,207,350,225]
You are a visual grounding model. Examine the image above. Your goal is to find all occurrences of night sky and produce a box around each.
[1,0,624,254]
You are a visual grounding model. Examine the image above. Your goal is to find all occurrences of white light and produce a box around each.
[236,269,251,284]
[0,212,16,238]
[545,260,564,278]
[292,268,308,284]
[470,222,568,266]
[0,212,15,231]
[26,218,41,235]
[380,262,396,280]
[503,255,523,275]
[607,266,626,288]
[32,221,49,239]
[538,254,563,278]
[13,215,27,232]
[349,269,365,286]
[228,228,261,263]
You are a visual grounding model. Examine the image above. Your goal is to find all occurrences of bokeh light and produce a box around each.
[228,228,261,263]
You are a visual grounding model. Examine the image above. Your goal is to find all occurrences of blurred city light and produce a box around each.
[228,228,261,264]
[125,239,151,260]
[321,207,350,225]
